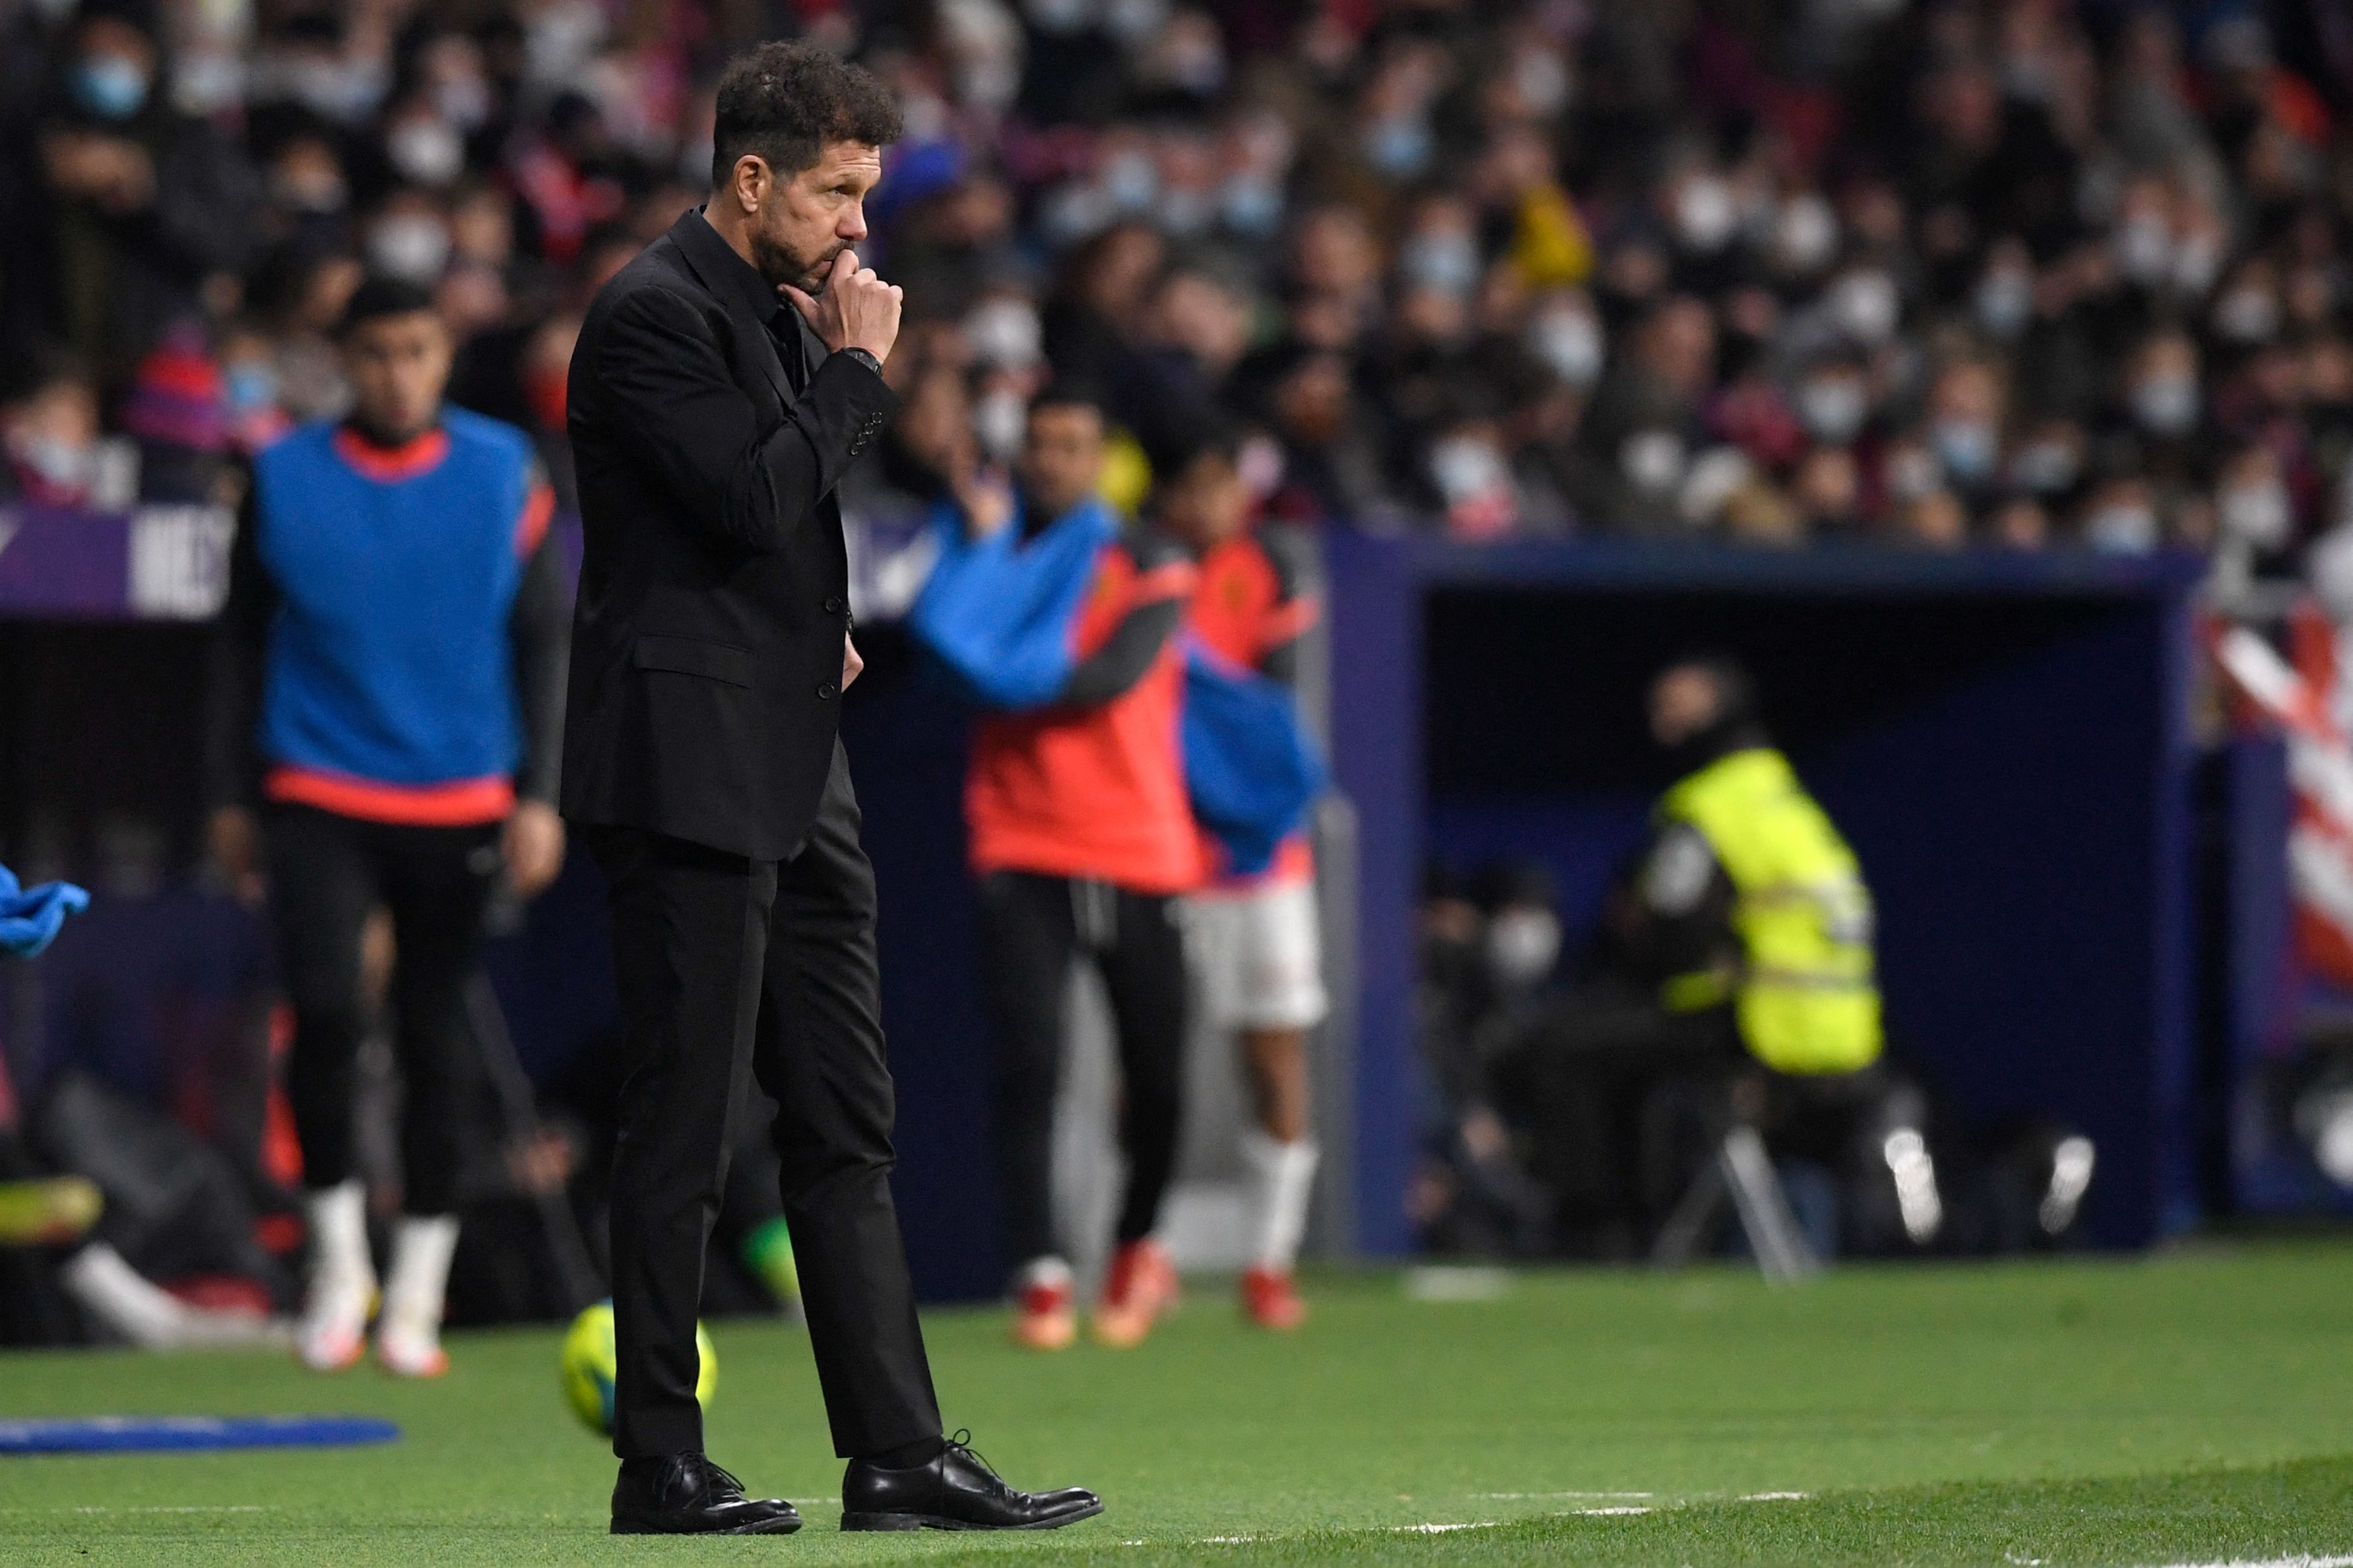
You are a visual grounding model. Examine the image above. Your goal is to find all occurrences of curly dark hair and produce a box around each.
[711,42,903,189]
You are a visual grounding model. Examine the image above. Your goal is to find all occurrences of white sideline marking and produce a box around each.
[1395,1522,1500,1534]
[2135,1556,2353,1568]
[1476,1491,1654,1500]
[1741,1491,1811,1501]
[1572,1506,1654,1516]
[69,1505,273,1515]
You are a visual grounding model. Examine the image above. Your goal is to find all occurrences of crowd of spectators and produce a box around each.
[5,0,2353,567]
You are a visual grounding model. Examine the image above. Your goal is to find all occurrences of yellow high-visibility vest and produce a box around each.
[1658,747,1883,1075]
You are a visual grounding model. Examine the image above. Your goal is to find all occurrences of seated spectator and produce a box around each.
[1,352,106,508]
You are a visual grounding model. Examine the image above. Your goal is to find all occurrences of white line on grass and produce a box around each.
[2133,1556,2353,1568]
[1475,1491,1655,1500]
[68,1505,274,1515]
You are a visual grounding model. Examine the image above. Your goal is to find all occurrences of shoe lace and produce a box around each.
[697,1459,746,1499]
[943,1429,1017,1501]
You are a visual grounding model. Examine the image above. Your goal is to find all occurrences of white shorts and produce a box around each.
[1187,877,1329,1032]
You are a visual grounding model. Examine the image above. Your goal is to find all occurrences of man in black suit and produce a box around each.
[562,42,1099,1537]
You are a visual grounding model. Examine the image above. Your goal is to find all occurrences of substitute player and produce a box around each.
[926,386,1202,1351]
[205,276,569,1377]
[1157,427,1324,1329]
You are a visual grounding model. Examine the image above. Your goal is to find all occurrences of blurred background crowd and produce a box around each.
[5,0,2353,576]
[3,0,2353,1341]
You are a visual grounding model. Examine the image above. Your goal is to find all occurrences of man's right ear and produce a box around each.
[729,155,769,213]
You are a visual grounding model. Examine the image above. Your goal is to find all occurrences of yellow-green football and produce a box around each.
[560,1301,716,1437]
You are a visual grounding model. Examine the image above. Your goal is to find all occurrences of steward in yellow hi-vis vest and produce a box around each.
[1656,746,1883,1076]
[1489,656,1935,1260]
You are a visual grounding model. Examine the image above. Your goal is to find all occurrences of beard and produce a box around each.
[750,226,843,295]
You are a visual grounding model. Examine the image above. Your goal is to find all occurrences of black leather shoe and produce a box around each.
[841,1430,1101,1531]
[610,1452,802,1535]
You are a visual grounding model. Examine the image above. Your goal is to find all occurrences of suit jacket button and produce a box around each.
[817,681,838,699]
[825,595,845,614]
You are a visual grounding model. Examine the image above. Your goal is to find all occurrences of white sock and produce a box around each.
[1240,1131,1320,1271]
[379,1214,459,1341]
[1015,1255,1074,1296]
[61,1242,189,1348]
[305,1179,373,1298]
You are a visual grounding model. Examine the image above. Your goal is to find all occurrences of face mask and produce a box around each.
[223,361,279,415]
[1362,115,1433,179]
[2174,234,2222,296]
[1675,176,1737,253]
[8,431,95,493]
[1163,35,1225,96]
[1514,50,1568,116]
[1485,908,1561,990]
[1025,0,1091,32]
[1103,0,1166,44]
[1528,309,1604,388]
[1218,175,1283,237]
[1772,193,1838,276]
[2085,503,2158,553]
[2219,480,2292,547]
[2311,524,2353,622]
[286,58,385,123]
[368,215,451,284]
[963,299,1042,369]
[1830,270,1899,344]
[1886,445,1941,503]
[2212,288,2280,344]
[73,55,151,120]
[2114,214,2171,284]
[1102,148,1157,210]
[1400,231,1479,298]
[1621,429,1686,493]
[1797,376,1869,443]
[2011,440,2079,495]
[1974,270,2033,340]
[387,118,465,187]
[435,75,492,130]
[1931,418,1998,483]
[1429,435,1506,503]
[173,50,244,115]
[973,389,1025,463]
[2131,374,2199,435]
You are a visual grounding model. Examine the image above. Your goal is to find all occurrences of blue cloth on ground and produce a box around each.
[907,496,1117,710]
[0,1415,401,1455]
[0,863,89,958]
[1181,641,1327,877]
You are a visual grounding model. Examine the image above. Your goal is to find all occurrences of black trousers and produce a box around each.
[583,745,940,1461]
[979,870,1188,1270]
[264,803,499,1216]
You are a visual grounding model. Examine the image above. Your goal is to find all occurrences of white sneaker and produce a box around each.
[298,1180,375,1371]
[297,1271,374,1371]
[374,1215,459,1378]
[375,1312,448,1378]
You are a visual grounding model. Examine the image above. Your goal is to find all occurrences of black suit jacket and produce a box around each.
[560,207,896,860]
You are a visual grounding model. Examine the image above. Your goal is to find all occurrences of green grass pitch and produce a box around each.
[3,1240,2352,1565]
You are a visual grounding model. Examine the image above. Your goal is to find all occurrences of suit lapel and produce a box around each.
[666,212,799,411]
